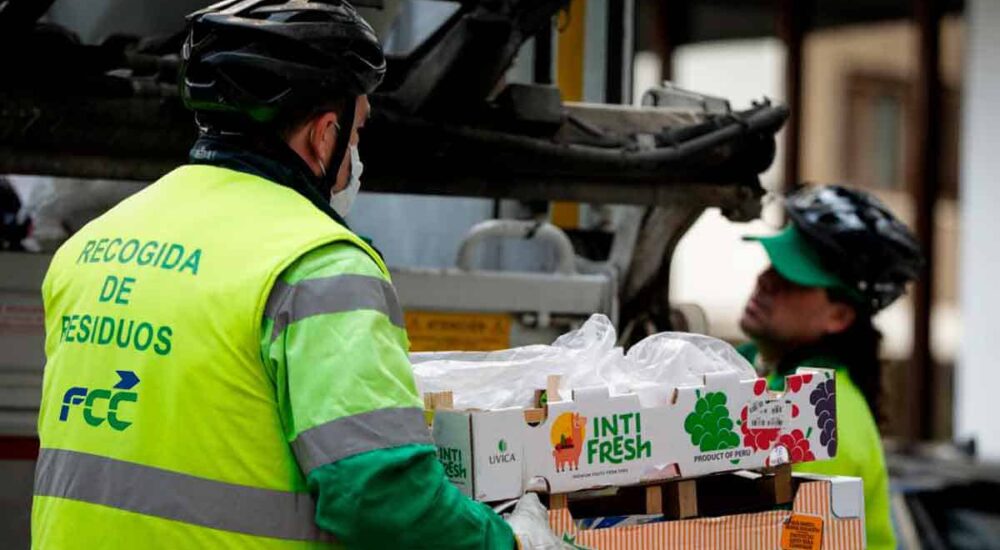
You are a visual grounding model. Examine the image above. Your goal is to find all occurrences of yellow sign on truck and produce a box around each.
[404,311,511,352]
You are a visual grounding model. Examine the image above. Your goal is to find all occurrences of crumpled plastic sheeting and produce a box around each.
[411,314,622,410]
[617,331,757,388]
[411,315,755,410]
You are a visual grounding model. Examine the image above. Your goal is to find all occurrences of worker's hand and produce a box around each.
[505,493,570,550]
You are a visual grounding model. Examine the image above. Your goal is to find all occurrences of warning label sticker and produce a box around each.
[781,514,824,550]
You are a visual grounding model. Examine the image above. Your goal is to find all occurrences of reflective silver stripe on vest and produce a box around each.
[266,274,405,340]
[34,448,334,542]
[292,407,433,474]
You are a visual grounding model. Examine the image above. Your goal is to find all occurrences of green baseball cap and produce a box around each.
[744,224,853,292]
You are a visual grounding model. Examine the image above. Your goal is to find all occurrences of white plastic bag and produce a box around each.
[411,314,623,410]
[411,317,754,411]
[618,332,757,389]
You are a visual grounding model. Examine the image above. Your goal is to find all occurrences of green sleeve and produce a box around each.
[792,371,897,550]
[262,242,515,549]
[308,445,515,550]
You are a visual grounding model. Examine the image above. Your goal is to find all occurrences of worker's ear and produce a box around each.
[823,301,856,335]
[282,110,342,179]
[306,111,340,168]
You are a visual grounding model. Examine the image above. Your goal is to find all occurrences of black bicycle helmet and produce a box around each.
[181,0,385,201]
[180,0,385,124]
[786,184,924,312]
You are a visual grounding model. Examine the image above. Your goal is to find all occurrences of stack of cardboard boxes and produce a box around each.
[427,367,865,549]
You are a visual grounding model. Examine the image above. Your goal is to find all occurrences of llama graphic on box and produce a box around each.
[551,412,587,472]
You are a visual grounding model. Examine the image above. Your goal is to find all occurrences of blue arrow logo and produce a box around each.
[114,370,140,390]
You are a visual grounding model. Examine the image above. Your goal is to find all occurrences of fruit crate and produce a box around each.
[426,367,838,502]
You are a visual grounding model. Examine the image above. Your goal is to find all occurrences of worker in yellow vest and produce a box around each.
[32,1,561,548]
[738,185,923,550]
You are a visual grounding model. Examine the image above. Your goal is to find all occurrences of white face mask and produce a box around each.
[329,144,363,218]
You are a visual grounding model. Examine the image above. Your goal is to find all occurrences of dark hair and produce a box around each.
[273,93,350,141]
[779,292,884,420]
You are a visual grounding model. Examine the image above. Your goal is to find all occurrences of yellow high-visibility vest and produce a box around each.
[34,164,387,549]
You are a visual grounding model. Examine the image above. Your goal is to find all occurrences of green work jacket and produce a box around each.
[33,164,514,549]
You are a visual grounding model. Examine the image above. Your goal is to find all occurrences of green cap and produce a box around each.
[745,225,853,292]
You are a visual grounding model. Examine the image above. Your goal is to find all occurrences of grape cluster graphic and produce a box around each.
[684,391,740,452]
[740,406,780,451]
[778,429,815,463]
[811,378,837,456]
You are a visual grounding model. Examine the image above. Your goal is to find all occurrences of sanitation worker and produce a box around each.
[738,184,923,550]
[33,1,563,548]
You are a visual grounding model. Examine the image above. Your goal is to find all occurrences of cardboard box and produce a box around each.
[548,475,866,550]
[431,367,838,501]
[432,408,528,501]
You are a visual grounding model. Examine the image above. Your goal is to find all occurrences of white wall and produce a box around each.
[956,0,1000,459]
